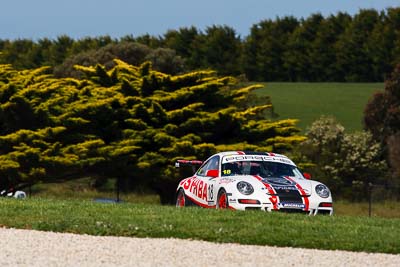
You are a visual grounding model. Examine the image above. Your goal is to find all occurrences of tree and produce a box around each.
[335,9,380,81]
[0,61,304,203]
[144,48,185,74]
[48,35,74,65]
[366,10,396,81]
[308,13,351,81]
[365,64,400,142]
[132,34,163,49]
[388,133,400,182]
[201,25,243,76]
[243,16,299,81]
[388,8,400,66]
[163,27,199,69]
[284,14,324,81]
[69,36,113,55]
[0,39,36,69]
[364,64,400,197]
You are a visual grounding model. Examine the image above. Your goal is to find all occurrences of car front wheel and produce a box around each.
[217,189,229,209]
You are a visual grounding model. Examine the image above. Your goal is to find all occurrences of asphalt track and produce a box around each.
[0,228,399,267]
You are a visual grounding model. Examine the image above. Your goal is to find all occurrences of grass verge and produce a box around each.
[334,200,400,218]
[0,198,399,254]
[28,178,160,204]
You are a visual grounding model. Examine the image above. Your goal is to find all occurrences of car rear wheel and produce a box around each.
[217,189,229,209]
[176,189,187,207]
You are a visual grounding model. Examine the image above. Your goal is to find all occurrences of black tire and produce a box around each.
[217,188,229,209]
[176,188,187,207]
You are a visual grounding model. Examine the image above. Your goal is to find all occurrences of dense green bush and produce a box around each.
[299,116,387,200]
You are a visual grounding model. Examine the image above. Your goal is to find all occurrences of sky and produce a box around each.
[1,0,399,40]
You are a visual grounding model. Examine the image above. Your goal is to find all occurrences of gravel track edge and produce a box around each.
[0,228,399,267]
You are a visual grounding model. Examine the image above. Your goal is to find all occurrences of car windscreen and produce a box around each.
[221,160,304,179]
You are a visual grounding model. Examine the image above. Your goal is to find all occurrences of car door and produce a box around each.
[196,155,220,207]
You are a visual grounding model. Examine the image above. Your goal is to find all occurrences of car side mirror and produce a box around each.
[303,172,312,180]
[206,169,219,178]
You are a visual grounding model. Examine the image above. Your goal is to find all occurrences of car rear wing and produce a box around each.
[175,159,203,173]
[175,159,203,168]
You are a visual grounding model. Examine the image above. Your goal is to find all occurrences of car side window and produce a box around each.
[197,156,220,176]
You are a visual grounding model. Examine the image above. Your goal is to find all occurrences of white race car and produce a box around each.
[175,151,333,215]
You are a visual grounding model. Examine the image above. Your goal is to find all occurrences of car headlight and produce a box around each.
[315,184,330,198]
[237,181,254,195]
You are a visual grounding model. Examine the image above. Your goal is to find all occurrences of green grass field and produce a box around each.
[29,180,400,218]
[256,83,384,132]
[0,198,399,254]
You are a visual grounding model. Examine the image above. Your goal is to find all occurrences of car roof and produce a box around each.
[214,151,296,166]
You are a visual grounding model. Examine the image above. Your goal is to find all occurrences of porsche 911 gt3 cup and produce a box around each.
[175,151,333,215]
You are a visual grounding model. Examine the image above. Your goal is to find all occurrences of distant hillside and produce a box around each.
[256,83,383,132]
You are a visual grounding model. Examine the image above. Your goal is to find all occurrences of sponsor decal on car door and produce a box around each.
[180,176,214,207]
